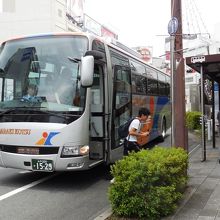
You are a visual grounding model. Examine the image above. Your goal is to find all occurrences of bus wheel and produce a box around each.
[159,118,166,142]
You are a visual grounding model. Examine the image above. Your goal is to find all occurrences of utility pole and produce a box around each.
[171,0,188,151]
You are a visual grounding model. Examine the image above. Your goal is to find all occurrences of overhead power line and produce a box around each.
[182,0,210,37]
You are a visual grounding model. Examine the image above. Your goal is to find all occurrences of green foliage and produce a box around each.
[186,111,202,130]
[108,147,188,219]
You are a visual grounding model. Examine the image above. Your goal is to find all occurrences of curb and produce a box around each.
[166,185,199,220]
[93,207,112,220]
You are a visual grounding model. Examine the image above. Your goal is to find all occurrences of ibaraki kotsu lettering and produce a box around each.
[0,128,31,135]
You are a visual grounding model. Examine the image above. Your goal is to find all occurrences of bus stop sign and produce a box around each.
[168,17,178,35]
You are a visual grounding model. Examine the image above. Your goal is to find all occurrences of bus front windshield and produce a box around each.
[0,35,88,123]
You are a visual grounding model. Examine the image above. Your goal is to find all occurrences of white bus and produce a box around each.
[0,32,170,172]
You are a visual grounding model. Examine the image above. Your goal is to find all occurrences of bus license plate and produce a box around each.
[32,159,54,172]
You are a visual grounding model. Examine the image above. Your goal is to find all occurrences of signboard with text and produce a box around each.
[84,14,101,36]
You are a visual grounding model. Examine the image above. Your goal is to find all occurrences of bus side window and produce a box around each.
[91,64,103,111]
[4,78,14,101]
[91,89,100,105]
[115,68,131,108]
[158,81,167,96]
[147,78,158,95]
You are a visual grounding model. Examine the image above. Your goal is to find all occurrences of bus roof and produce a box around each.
[1,31,169,77]
[0,31,91,44]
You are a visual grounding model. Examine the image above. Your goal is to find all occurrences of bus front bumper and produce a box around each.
[0,151,93,172]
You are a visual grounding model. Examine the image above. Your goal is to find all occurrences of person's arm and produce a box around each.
[129,127,150,137]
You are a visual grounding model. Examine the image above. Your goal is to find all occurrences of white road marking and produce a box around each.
[189,144,200,156]
[19,170,32,174]
[0,173,58,201]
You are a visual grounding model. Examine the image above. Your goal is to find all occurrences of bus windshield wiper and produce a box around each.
[68,56,80,63]
[0,107,46,116]
[0,107,79,120]
[20,108,79,120]
[0,108,17,116]
[34,109,80,119]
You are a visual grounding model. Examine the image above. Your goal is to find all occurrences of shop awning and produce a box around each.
[186,54,220,82]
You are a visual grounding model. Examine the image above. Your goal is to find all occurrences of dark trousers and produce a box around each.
[124,139,140,156]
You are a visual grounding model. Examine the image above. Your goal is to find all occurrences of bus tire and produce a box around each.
[159,118,166,142]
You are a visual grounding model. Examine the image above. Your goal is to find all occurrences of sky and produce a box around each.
[84,0,220,57]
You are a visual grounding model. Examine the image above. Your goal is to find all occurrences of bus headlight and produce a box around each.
[61,145,89,156]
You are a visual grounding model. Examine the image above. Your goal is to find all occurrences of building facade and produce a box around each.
[0,0,118,43]
[0,0,83,42]
[165,35,220,112]
[184,39,220,112]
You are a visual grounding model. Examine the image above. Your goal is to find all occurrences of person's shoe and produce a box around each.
[110,178,115,184]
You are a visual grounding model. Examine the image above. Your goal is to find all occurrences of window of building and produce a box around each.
[2,0,15,12]
[185,77,194,83]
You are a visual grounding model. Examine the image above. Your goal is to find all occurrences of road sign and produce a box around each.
[168,17,178,35]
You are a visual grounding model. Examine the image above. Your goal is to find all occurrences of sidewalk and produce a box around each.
[164,136,220,220]
[97,134,220,220]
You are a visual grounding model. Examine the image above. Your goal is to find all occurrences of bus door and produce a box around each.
[89,63,106,160]
[110,65,132,162]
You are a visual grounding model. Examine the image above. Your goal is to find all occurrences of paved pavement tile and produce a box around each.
[164,136,220,220]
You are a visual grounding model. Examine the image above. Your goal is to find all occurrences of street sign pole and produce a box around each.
[168,17,178,147]
[170,0,188,151]
[200,64,206,161]
[170,35,176,146]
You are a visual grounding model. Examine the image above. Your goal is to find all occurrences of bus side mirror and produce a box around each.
[81,55,94,87]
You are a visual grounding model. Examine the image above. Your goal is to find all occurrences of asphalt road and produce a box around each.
[0,166,111,220]
[0,130,199,220]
